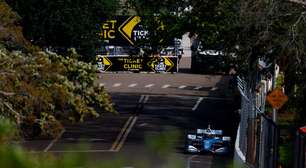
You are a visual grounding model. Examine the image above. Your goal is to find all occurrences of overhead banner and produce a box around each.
[96,56,178,73]
[97,16,149,46]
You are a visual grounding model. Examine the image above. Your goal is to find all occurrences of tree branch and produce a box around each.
[2,101,23,124]
[0,90,15,96]
[289,0,306,6]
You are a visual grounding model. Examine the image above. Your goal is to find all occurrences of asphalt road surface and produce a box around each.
[20,58,240,168]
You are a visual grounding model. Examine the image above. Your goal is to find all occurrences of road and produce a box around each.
[20,58,240,168]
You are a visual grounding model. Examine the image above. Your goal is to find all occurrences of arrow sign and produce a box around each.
[119,16,142,46]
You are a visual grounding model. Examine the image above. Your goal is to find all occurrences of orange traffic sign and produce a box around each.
[266,88,288,110]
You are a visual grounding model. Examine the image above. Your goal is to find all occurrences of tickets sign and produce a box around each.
[97,16,149,46]
[96,55,178,73]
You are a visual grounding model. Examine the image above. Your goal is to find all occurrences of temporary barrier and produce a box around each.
[96,55,178,73]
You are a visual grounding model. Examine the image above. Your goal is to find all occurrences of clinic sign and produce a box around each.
[96,55,177,73]
[97,16,149,46]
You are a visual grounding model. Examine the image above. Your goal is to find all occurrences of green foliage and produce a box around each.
[0,120,185,168]
[0,117,17,143]
[279,142,294,168]
[126,0,238,51]
[6,0,120,60]
[145,128,180,156]
[0,44,115,138]
[0,0,30,50]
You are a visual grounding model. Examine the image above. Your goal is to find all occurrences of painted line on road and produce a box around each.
[143,95,150,104]
[194,86,203,90]
[128,83,138,88]
[148,94,230,101]
[114,116,138,152]
[110,95,147,152]
[210,87,218,91]
[99,83,105,87]
[138,95,145,103]
[46,150,116,153]
[44,129,65,152]
[192,97,204,111]
[110,116,133,151]
[113,83,122,87]
[186,155,198,168]
[161,84,171,89]
[178,85,187,89]
[144,84,154,88]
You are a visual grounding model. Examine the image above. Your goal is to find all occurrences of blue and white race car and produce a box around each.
[185,125,231,154]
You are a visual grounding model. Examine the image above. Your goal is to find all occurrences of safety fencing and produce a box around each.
[236,76,279,168]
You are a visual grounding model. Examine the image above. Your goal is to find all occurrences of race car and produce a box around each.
[185,125,231,154]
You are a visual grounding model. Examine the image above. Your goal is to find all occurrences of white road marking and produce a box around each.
[143,95,150,103]
[89,138,105,142]
[44,129,65,152]
[138,95,145,103]
[210,87,218,91]
[144,84,154,88]
[64,138,105,142]
[99,83,105,87]
[190,160,201,163]
[162,84,171,89]
[178,85,187,89]
[113,83,122,87]
[128,83,138,88]
[192,97,204,111]
[194,86,203,90]
[148,94,229,101]
[46,150,116,153]
[186,155,198,168]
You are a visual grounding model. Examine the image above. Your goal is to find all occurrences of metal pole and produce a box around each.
[272,61,277,122]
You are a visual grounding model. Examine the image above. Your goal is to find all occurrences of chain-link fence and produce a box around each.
[256,113,279,168]
[236,76,279,168]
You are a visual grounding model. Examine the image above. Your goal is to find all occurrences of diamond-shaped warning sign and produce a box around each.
[266,88,288,110]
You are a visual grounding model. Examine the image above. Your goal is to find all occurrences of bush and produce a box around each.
[0,44,115,138]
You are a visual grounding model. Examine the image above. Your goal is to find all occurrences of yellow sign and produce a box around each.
[147,57,174,72]
[96,55,112,71]
[119,16,142,45]
[266,88,288,110]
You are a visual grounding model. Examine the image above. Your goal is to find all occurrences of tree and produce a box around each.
[125,0,238,50]
[235,0,306,124]
[6,0,119,61]
[1,1,115,138]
